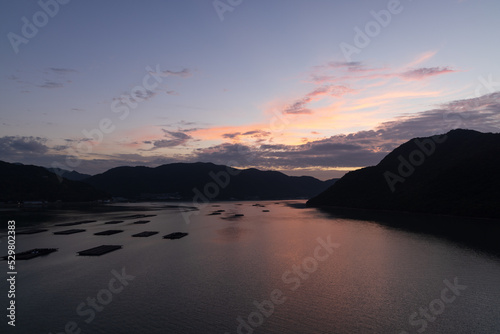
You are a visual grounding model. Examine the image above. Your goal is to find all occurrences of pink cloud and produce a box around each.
[406,51,438,67]
[283,85,354,115]
[309,58,456,85]
[222,130,271,140]
[283,99,312,115]
[400,67,456,80]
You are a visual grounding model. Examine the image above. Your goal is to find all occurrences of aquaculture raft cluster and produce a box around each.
[2,248,58,260]
[77,245,122,256]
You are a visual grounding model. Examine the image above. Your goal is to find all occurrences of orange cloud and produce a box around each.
[115,57,459,155]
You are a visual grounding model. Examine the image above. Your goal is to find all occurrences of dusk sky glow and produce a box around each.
[1,0,499,179]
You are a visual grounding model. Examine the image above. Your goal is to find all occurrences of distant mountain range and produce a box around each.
[84,162,338,201]
[0,161,337,203]
[307,129,500,219]
[45,167,91,181]
[7,128,497,211]
[0,161,108,203]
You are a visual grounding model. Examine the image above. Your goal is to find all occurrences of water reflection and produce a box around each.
[215,225,251,242]
[313,206,500,258]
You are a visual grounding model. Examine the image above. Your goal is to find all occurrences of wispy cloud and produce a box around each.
[48,67,78,75]
[315,61,364,71]
[406,51,437,67]
[38,80,64,89]
[309,56,455,85]
[222,130,271,140]
[400,67,456,80]
[222,132,241,139]
[283,85,355,115]
[150,68,193,78]
[283,99,313,115]
[147,129,193,149]
[134,89,157,100]
[9,67,79,90]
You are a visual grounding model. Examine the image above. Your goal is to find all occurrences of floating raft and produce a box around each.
[17,228,48,235]
[163,232,189,240]
[94,230,123,236]
[221,213,245,220]
[132,231,159,237]
[2,248,57,260]
[55,220,96,227]
[132,220,150,224]
[54,229,86,235]
[223,214,244,218]
[120,214,157,219]
[77,245,122,256]
[104,220,124,225]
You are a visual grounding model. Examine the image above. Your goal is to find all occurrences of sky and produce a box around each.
[1,0,499,179]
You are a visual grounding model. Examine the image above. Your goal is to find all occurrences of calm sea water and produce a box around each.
[1,201,500,334]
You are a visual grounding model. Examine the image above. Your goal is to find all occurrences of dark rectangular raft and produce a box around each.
[104,220,125,225]
[119,214,157,219]
[54,229,86,235]
[17,229,48,235]
[55,220,96,227]
[94,230,123,236]
[163,232,188,240]
[132,231,158,237]
[207,212,222,216]
[2,248,57,260]
[132,220,150,224]
[77,245,122,256]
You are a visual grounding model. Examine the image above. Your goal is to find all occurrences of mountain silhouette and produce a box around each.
[307,129,500,219]
[84,162,337,200]
[0,161,108,203]
[45,167,91,181]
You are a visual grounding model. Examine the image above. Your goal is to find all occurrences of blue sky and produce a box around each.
[1,0,499,179]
